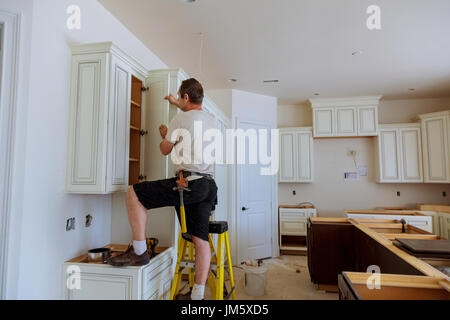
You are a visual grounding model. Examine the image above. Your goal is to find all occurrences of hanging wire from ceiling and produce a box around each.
[198,31,204,81]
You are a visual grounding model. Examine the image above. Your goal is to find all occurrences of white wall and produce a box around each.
[4,0,167,299]
[278,98,450,217]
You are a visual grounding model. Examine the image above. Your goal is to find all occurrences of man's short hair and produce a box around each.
[180,78,204,104]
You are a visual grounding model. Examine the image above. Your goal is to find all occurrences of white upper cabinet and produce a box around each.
[336,107,358,136]
[419,111,450,183]
[314,108,334,137]
[279,127,314,183]
[310,96,381,138]
[376,123,423,183]
[66,43,147,194]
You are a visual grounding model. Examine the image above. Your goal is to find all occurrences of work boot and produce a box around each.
[175,289,192,300]
[107,245,150,266]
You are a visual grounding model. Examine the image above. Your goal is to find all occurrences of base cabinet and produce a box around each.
[345,213,433,233]
[279,207,316,252]
[62,247,174,300]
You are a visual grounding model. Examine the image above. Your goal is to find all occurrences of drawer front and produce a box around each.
[280,209,315,219]
[280,220,307,235]
[142,255,173,299]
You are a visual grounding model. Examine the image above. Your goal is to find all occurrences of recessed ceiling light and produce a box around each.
[228,78,237,83]
[184,0,196,2]
[408,88,416,91]
[263,80,279,83]
[352,50,363,56]
[314,93,320,96]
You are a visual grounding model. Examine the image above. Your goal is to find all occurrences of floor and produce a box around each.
[180,255,338,300]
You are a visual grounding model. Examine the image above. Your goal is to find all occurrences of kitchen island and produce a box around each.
[307,217,450,299]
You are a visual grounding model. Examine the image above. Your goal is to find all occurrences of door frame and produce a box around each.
[0,10,21,299]
[235,118,279,263]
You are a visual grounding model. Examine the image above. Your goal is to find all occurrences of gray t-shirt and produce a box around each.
[166,109,217,177]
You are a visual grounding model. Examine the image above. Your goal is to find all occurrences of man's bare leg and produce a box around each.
[107,187,149,266]
[126,186,147,241]
[191,235,211,300]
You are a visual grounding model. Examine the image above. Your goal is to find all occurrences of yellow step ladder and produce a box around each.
[169,219,236,300]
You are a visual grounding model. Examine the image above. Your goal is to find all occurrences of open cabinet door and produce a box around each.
[142,70,186,250]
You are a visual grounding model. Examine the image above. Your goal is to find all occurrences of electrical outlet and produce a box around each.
[292,190,296,196]
[397,191,401,197]
[66,217,75,231]
[85,214,93,227]
[443,191,447,197]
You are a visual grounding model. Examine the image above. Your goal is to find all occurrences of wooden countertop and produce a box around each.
[417,204,450,213]
[345,210,425,216]
[279,204,315,209]
[66,244,169,264]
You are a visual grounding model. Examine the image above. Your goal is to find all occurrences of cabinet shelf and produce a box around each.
[130,125,140,131]
[131,100,141,108]
[129,158,140,163]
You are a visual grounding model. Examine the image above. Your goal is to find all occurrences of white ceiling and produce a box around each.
[99,0,450,104]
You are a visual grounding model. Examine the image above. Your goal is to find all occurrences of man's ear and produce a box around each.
[183,93,190,103]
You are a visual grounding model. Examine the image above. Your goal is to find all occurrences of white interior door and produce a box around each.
[0,11,20,299]
[238,121,272,262]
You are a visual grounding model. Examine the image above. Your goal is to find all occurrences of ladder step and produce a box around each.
[179,259,232,272]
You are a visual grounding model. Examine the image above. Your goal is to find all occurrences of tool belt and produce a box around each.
[175,170,214,180]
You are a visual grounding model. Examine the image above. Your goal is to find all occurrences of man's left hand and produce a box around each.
[159,124,168,139]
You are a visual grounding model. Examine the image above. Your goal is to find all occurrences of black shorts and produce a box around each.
[133,177,218,242]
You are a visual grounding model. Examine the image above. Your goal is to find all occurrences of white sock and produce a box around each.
[191,284,205,300]
[133,240,147,256]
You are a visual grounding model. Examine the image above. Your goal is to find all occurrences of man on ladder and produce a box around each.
[108,78,218,301]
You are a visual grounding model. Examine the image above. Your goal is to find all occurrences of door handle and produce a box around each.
[241,207,249,211]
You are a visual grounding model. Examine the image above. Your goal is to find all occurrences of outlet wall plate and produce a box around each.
[66,217,75,231]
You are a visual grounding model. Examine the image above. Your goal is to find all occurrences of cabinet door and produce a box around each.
[106,56,132,192]
[358,106,378,136]
[399,128,423,182]
[66,53,109,193]
[279,132,296,182]
[313,108,334,137]
[378,129,401,182]
[336,107,357,136]
[439,213,450,239]
[422,117,450,182]
[296,132,313,181]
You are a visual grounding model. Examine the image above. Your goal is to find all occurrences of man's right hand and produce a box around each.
[164,94,178,106]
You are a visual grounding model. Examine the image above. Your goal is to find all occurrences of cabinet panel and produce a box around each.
[107,58,131,191]
[314,109,334,136]
[379,129,400,181]
[67,273,133,300]
[422,117,449,182]
[400,128,423,182]
[279,132,296,182]
[280,220,307,235]
[358,106,378,135]
[336,107,357,136]
[67,53,108,193]
[296,132,313,181]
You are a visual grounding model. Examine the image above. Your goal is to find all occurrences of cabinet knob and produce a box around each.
[140,130,148,136]
[138,175,147,181]
[242,207,249,211]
